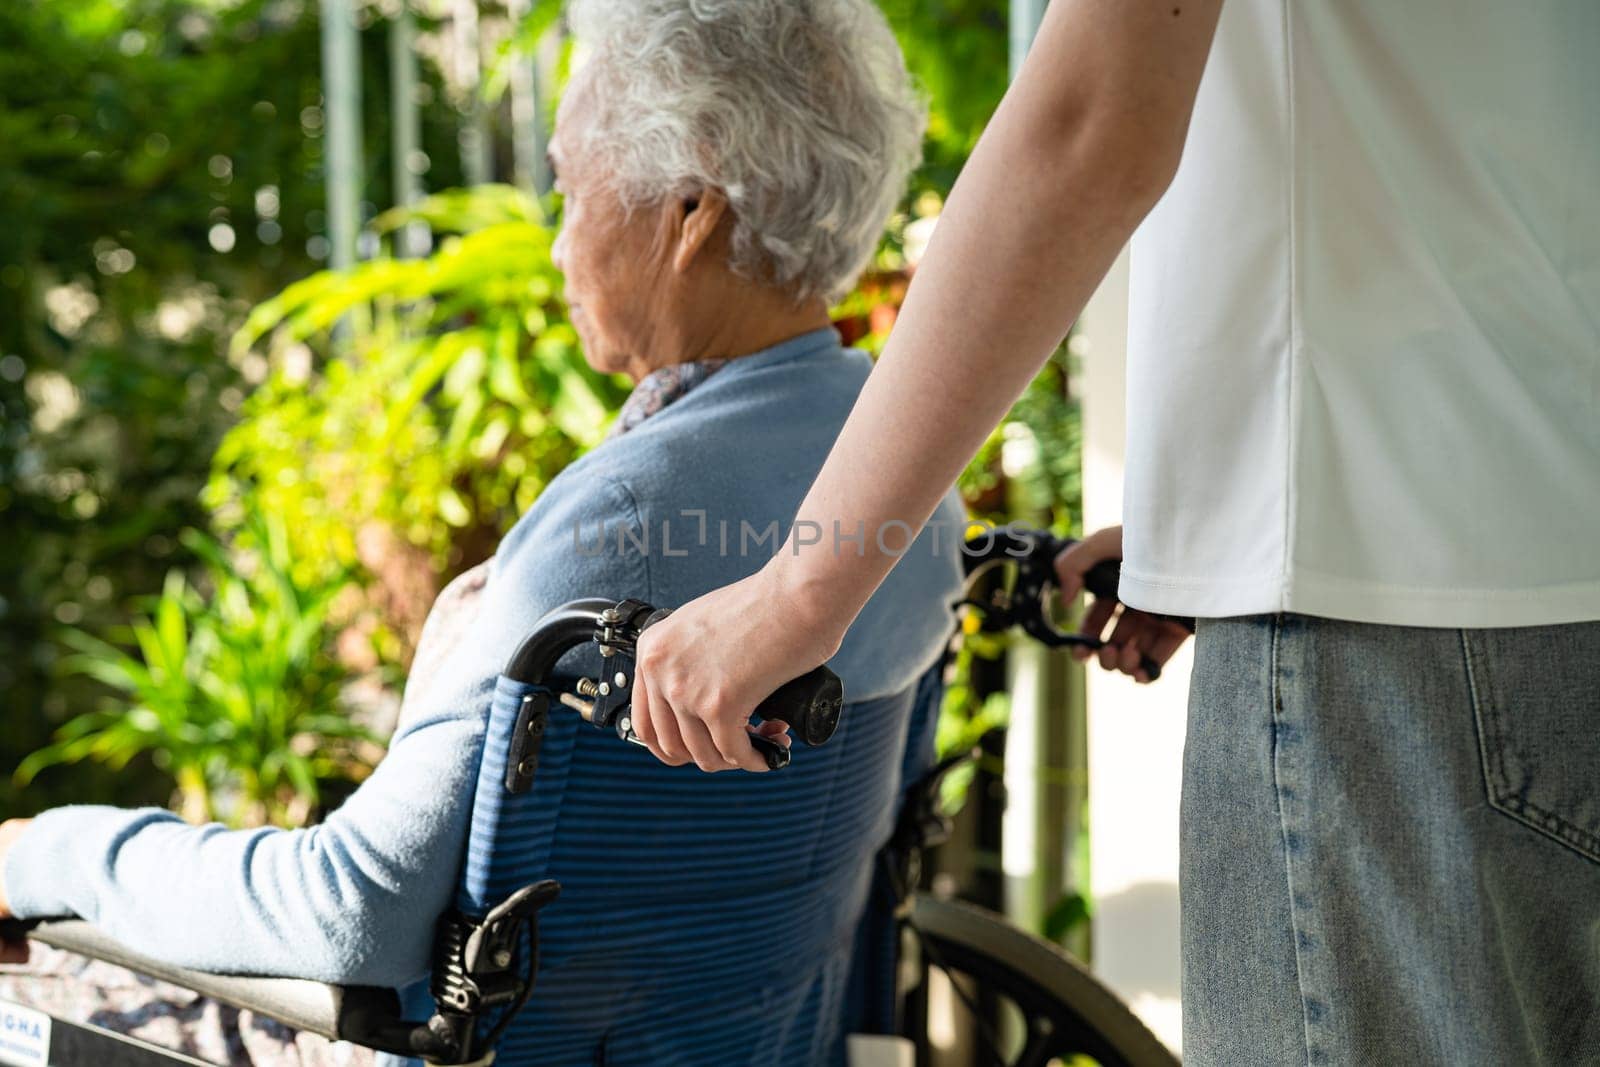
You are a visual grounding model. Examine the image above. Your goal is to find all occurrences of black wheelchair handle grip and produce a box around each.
[1062,547,1190,630]
[1081,558,1123,602]
[636,611,844,748]
[1052,543,1167,682]
[1038,533,1122,603]
[752,666,844,747]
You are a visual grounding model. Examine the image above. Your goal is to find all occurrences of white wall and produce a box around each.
[1077,248,1190,1056]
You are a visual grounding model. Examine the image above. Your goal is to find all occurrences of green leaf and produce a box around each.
[443,385,485,458]
[482,0,564,104]
[437,486,472,528]
[283,754,317,804]
[550,368,611,446]
[1043,892,1093,942]
[487,318,531,405]
[155,571,191,679]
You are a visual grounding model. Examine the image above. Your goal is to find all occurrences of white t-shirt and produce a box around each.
[1121,0,1600,627]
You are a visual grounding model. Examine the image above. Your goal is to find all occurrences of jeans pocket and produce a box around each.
[1463,624,1600,865]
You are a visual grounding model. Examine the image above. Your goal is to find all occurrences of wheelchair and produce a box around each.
[2,528,1180,1067]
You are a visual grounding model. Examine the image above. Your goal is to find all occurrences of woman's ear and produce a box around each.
[672,187,729,273]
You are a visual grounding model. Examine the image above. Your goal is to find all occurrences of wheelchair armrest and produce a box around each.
[23,919,402,1047]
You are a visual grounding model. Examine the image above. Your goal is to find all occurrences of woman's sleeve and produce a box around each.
[4,475,650,989]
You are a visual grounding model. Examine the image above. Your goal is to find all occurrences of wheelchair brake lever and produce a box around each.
[590,677,791,770]
[745,733,791,770]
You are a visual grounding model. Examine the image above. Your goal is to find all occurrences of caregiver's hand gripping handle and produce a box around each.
[636,608,843,767]
[576,598,843,771]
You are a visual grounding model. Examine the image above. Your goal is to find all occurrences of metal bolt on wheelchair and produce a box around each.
[2,528,1180,1067]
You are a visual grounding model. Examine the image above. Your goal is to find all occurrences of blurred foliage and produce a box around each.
[485,0,565,105]
[0,0,466,815]
[18,508,378,828]
[878,0,1011,201]
[209,184,626,665]
[1044,890,1093,944]
[958,346,1082,538]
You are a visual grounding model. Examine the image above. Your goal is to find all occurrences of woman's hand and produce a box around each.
[1054,526,1190,684]
[631,564,843,773]
[0,818,33,964]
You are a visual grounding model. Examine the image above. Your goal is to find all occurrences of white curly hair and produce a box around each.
[565,0,926,304]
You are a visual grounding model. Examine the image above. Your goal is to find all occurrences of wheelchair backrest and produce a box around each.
[384,658,945,1066]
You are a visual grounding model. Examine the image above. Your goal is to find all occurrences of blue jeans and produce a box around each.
[1181,615,1600,1065]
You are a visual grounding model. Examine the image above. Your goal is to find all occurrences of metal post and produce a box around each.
[505,0,550,197]
[534,29,561,196]
[453,0,492,187]
[320,0,363,270]
[388,3,429,257]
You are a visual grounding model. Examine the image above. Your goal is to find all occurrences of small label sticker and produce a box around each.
[0,1000,49,1067]
[846,1034,914,1067]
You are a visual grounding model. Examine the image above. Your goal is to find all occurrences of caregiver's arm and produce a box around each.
[631,0,1222,770]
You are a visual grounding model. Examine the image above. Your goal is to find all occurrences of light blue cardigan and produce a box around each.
[7,328,966,996]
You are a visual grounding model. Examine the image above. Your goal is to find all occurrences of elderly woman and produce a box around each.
[0,1,966,1063]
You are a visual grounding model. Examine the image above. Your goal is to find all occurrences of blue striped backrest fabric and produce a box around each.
[382,662,945,1067]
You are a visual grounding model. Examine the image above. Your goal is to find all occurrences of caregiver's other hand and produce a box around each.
[1055,526,1190,684]
[0,818,33,964]
[632,565,843,773]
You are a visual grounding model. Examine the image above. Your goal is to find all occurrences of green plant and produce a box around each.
[17,511,378,828]
[207,186,626,664]
[0,0,469,815]
[936,694,1011,816]
[877,0,1011,201]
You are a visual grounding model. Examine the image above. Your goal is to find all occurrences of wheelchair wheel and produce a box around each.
[903,894,1180,1067]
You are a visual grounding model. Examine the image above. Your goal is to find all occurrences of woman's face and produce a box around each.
[549,79,677,381]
